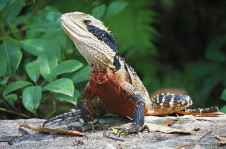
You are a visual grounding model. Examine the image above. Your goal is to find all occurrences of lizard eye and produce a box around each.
[83,20,91,25]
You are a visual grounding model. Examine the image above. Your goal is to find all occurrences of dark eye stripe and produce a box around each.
[87,25,118,52]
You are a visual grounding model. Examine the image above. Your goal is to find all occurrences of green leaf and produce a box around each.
[3,81,31,96]
[190,62,220,79]
[92,4,106,19]
[202,73,224,99]
[9,24,22,40]
[4,93,17,101]
[0,76,10,86]
[37,52,58,79]
[205,35,226,62]
[20,38,61,59]
[25,61,40,82]
[44,78,74,97]
[42,30,67,49]
[220,89,226,101]
[0,37,22,77]
[14,13,32,26]
[71,65,91,83]
[46,60,83,80]
[54,89,81,106]
[2,0,25,23]
[220,105,226,113]
[105,1,128,19]
[0,0,10,11]
[22,86,42,114]
[0,55,6,76]
[4,93,18,108]
[25,7,62,32]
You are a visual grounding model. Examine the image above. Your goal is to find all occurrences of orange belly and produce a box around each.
[89,68,147,118]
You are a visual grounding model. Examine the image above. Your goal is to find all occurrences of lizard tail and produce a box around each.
[146,93,193,116]
[148,89,224,116]
[177,106,224,116]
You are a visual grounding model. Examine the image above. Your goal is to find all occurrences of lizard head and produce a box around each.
[61,12,117,69]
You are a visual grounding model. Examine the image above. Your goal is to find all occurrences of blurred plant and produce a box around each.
[0,0,159,118]
[0,1,89,117]
[220,89,226,112]
[144,18,226,111]
[187,21,226,111]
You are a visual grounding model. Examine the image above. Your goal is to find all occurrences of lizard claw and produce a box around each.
[82,122,95,132]
[116,125,149,136]
[42,109,81,127]
[74,122,101,132]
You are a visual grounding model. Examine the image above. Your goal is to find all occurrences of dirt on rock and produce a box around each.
[0,115,226,149]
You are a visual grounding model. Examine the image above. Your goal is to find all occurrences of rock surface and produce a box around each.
[0,115,226,149]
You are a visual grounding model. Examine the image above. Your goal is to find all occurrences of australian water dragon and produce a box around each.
[43,12,221,134]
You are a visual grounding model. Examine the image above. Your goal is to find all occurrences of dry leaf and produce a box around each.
[112,123,192,135]
[145,123,191,134]
[20,124,86,136]
[112,128,130,136]
[162,117,180,126]
[211,132,226,145]
[177,111,224,117]
[175,143,216,149]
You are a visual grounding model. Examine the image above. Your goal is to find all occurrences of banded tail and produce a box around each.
[178,106,224,116]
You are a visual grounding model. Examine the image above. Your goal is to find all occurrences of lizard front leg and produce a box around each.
[118,81,148,134]
[43,83,95,128]
[80,83,107,131]
[80,83,95,123]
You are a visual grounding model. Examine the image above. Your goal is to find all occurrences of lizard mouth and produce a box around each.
[61,14,90,41]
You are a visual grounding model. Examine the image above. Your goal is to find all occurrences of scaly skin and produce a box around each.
[43,12,221,133]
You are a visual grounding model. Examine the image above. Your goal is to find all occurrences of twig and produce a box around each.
[0,134,25,145]
[0,107,30,118]
[103,131,125,142]
[0,95,14,110]
[175,142,217,149]
[198,130,212,141]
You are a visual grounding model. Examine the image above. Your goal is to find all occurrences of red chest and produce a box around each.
[89,69,136,117]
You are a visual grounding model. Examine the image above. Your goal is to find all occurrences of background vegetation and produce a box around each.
[0,0,225,119]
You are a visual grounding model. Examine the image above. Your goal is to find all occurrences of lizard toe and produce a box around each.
[115,125,149,136]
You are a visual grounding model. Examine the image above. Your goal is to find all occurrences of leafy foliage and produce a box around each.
[1,0,151,118]
[0,2,92,117]
[221,89,226,101]
[220,89,226,113]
